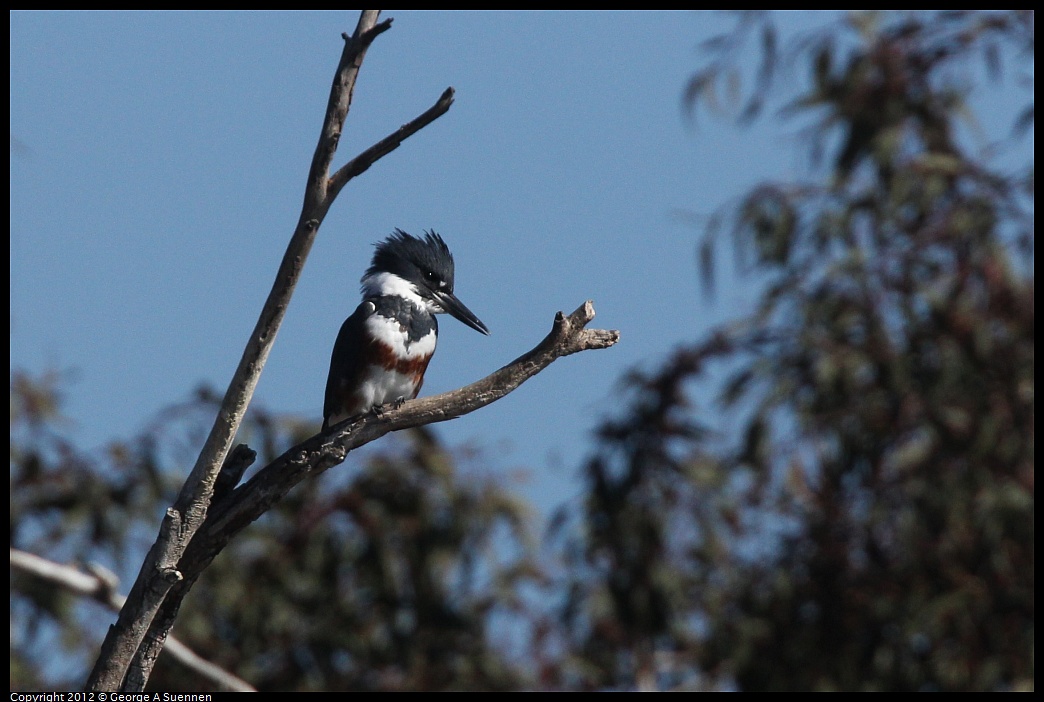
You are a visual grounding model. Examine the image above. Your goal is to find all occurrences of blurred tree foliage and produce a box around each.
[11,378,536,691]
[552,9,1034,691]
[10,10,1033,692]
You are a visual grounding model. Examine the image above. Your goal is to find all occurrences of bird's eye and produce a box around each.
[424,270,437,283]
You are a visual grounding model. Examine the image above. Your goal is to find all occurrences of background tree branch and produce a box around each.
[10,549,255,692]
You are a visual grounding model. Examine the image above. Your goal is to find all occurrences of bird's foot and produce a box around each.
[369,397,406,418]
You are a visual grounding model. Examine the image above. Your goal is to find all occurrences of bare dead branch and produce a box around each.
[85,10,459,692]
[200,301,618,560]
[304,13,392,213]
[126,302,619,681]
[84,9,618,692]
[328,87,456,198]
[11,549,255,692]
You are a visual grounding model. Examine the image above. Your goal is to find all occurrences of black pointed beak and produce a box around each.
[435,290,490,335]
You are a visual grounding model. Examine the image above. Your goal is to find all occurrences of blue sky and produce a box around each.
[17,10,1024,519]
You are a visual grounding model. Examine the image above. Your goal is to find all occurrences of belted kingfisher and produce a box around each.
[322,229,489,431]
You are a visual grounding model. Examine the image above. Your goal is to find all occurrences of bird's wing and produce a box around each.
[322,300,376,431]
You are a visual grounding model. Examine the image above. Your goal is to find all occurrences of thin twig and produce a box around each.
[328,87,455,198]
